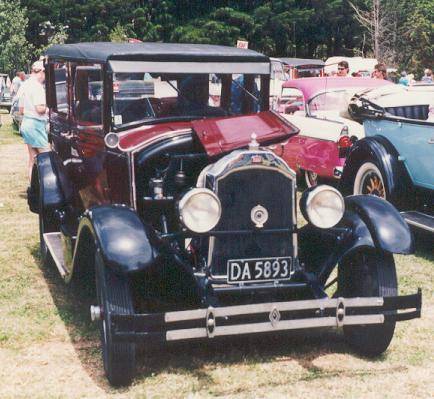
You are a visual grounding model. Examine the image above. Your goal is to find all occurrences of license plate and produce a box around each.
[227,256,293,284]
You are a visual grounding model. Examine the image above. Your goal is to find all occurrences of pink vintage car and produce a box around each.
[277,77,392,186]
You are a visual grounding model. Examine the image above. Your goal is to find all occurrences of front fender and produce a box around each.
[299,194,413,285]
[340,136,406,199]
[73,205,160,276]
[345,195,414,254]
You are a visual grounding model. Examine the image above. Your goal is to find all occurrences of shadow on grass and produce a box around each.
[414,232,434,262]
[30,242,387,392]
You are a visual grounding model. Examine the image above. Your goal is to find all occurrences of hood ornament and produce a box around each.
[249,133,260,151]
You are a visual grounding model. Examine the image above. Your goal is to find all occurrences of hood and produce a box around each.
[118,111,298,155]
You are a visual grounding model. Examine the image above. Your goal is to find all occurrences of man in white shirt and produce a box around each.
[10,71,26,98]
[18,60,48,181]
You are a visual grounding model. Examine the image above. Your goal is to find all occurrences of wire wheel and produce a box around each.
[353,162,386,199]
[304,170,319,188]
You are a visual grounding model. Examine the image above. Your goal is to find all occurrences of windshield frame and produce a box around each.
[109,71,270,132]
[307,87,372,117]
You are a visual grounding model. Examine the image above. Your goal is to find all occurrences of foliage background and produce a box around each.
[1,0,432,75]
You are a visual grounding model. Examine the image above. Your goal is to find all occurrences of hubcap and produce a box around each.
[362,172,385,198]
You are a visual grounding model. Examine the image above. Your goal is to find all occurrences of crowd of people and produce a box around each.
[1,55,432,184]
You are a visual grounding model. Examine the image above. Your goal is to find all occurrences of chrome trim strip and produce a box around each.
[166,328,207,341]
[165,314,385,341]
[165,309,207,323]
[108,60,270,75]
[130,152,137,210]
[344,314,385,325]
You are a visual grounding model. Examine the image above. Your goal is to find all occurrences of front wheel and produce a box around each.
[95,251,136,386]
[338,250,397,357]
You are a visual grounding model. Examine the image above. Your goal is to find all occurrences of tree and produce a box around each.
[400,0,434,75]
[37,22,69,57]
[349,0,403,63]
[109,23,129,43]
[0,0,32,74]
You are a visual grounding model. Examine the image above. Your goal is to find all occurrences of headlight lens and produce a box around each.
[301,185,345,228]
[179,188,221,233]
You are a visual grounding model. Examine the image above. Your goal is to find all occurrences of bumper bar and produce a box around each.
[109,290,421,343]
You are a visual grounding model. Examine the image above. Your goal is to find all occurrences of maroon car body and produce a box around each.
[27,43,420,387]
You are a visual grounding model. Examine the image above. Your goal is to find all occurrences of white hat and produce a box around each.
[31,60,45,72]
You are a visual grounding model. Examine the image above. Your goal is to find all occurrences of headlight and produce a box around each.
[178,188,221,233]
[300,185,345,229]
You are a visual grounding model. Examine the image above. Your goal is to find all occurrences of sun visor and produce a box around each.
[108,60,270,75]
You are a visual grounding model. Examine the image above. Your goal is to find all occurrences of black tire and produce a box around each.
[338,249,397,357]
[37,182,56,267]
[95,251,136,386]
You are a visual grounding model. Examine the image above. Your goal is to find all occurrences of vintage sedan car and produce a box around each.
[280,57,325,79]
[0,73,12,111]
[342,84,434,233]
[278,77,392,186]
[28,43,421,386]
[10,96,22,129]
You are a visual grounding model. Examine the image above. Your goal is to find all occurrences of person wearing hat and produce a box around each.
[17,60,48,181]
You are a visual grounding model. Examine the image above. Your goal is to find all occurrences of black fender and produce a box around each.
[340,136,410,206]
[72,205,160,277]
[344,195,414,254]
[299,194,414,285]
[28,151,72,215]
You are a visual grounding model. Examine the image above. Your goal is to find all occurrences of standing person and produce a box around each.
[373,63,388,80]
[421,69,433,83]
[336,61,349,77]
[398,71,409,86]
[10,71,26,98]
[18,60,49,181]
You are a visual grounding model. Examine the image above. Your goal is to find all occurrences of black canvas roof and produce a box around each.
[46,42,269,63]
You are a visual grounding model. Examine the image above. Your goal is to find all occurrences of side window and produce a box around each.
[53,63,68,114]
[272,62,285,81]
[73,65,103,125]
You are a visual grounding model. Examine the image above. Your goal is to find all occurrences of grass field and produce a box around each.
[0,114,432,398]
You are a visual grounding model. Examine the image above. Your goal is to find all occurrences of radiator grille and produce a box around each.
[207,168,295,277]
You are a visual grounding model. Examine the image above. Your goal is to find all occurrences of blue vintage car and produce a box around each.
[342,84,434,233]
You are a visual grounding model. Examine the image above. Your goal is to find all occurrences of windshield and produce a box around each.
[309,89,361,116]
[112,72,262,128]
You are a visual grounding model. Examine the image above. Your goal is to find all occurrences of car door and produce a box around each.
[48,62,73,170]
[365,118,434,190]
[70,64,109,209]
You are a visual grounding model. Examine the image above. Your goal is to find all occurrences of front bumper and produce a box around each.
[107,290,422,343]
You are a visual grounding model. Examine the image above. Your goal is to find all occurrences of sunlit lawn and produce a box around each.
[0,114,432,398]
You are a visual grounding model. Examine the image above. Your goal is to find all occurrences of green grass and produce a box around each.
[0,116,432,398]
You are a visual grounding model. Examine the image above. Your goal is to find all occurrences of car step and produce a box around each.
[401,211,434,233]
[43,232,69,277]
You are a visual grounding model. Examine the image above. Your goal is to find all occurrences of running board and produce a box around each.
[401,211,434,233]
[43,232,68,278]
